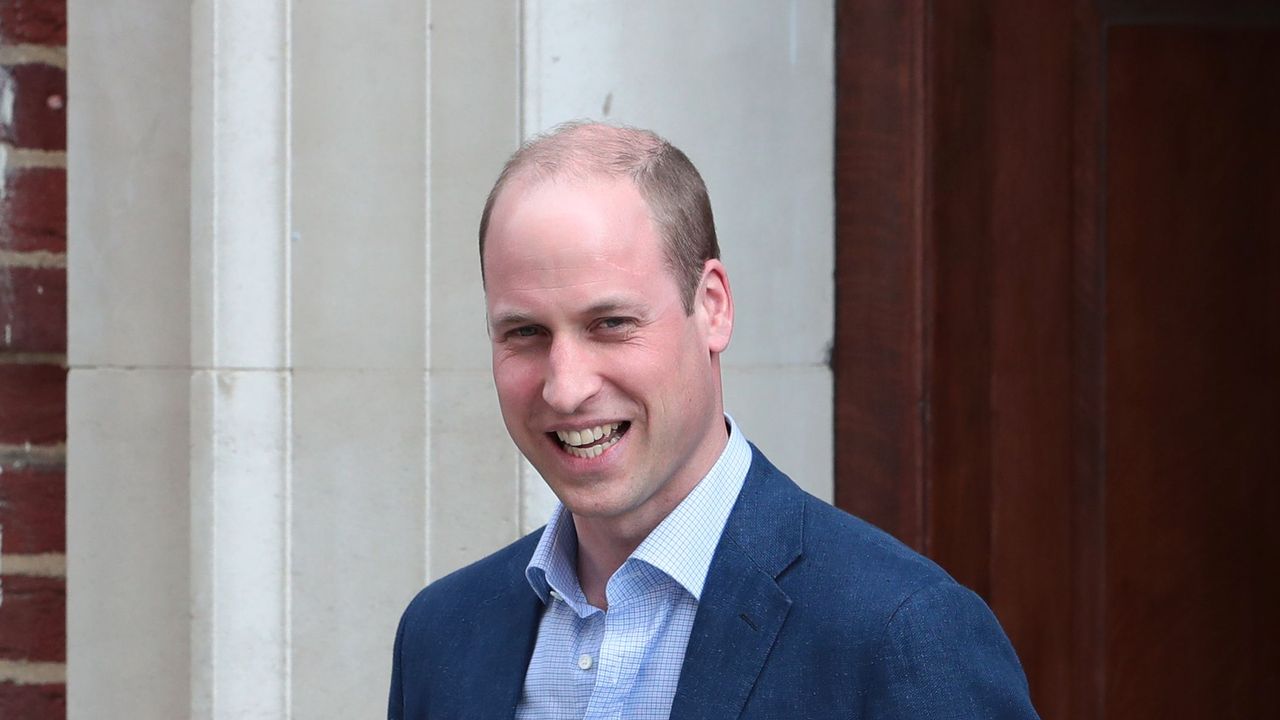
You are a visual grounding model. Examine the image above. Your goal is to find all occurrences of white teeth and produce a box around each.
[562,433,621,459]
[554,423,622,448]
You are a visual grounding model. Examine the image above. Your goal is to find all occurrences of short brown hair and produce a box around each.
[478,121,719,313]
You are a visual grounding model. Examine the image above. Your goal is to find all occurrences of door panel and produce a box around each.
[1104,25,1280,717]
[834,2,1280,717]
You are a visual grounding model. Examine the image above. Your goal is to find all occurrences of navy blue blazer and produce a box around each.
[389,447,1039,719]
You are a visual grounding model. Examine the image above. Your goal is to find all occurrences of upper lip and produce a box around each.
[544,419,626,433]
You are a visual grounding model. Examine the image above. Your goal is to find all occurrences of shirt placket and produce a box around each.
[587,564,681,720]
[573,610,605,702]
[582,605,631,719]
[579,561,634,719]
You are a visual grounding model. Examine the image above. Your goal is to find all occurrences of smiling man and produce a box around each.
[388,123,1039,720]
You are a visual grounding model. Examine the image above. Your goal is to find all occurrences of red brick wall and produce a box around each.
[0,1,68,717]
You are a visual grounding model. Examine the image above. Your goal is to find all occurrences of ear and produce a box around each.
[697,259,734,354]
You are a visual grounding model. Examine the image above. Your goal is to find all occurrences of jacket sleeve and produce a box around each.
[862,581,1040,719]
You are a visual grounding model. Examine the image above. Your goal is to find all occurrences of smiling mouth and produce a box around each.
[552,422,630,459]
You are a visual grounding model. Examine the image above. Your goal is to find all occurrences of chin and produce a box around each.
[549,482,642,521]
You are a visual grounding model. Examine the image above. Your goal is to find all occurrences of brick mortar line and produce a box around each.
[0,553,65,578]
[0,44,67,69]
[0,145,66,169]
[0,249,66,269]
[0,660,66,685]
[0,352,65,366]
[0,443,67,468]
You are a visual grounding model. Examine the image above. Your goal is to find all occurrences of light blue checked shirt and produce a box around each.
[516,415,753,720]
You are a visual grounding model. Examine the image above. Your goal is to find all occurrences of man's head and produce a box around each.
[479,122,719,314]
[480,123,734,538]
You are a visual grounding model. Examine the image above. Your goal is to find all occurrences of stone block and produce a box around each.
[291,368,427,717]
[66,367,189,719]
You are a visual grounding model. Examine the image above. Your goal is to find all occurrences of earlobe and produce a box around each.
[699,259,734,353]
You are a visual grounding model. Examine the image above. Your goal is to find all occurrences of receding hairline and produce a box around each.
[480,124,673,270]
[486,165,648,228]
[503,122,671,181]
[480,172,680,318]
[479,121,720,314]
[482,122,678,236]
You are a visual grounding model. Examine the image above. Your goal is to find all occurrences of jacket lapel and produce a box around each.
[669,446,805,720]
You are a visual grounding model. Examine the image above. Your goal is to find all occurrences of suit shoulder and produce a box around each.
[390,530,547,716]
[741,447,955,608]
[798,494,957,609]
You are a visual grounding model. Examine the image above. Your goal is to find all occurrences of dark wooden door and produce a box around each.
[833,2,1280,718]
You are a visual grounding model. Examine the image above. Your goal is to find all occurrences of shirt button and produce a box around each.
[577,653,593,671]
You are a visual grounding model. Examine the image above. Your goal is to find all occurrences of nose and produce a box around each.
[541,336,602,414]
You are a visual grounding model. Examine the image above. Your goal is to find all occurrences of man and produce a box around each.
[389,122,1039,719]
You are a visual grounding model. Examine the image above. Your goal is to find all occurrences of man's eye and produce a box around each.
[597,317,632,332]
[511,326,541,338]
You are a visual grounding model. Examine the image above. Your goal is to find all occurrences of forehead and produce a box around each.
[486,173,649,245]
[482,177,680,315]
[484,177,660,277]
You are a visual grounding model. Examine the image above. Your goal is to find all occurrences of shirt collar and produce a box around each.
[525,414,753,611]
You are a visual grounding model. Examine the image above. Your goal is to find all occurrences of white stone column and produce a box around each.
[188,1,292,715]
[70,1,525,717]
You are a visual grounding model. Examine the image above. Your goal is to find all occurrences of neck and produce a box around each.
[571,415,731,609]
[573,521,636,610]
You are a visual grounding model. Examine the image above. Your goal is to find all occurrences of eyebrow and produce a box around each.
[581,296,646,317]
[488,311,537,331]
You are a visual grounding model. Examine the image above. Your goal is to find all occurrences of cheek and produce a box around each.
[493,357,542,408]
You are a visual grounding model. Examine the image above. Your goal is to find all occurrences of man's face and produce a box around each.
[483,176,732,532]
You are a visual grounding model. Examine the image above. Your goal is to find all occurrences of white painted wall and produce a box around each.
[67,1,832,718]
